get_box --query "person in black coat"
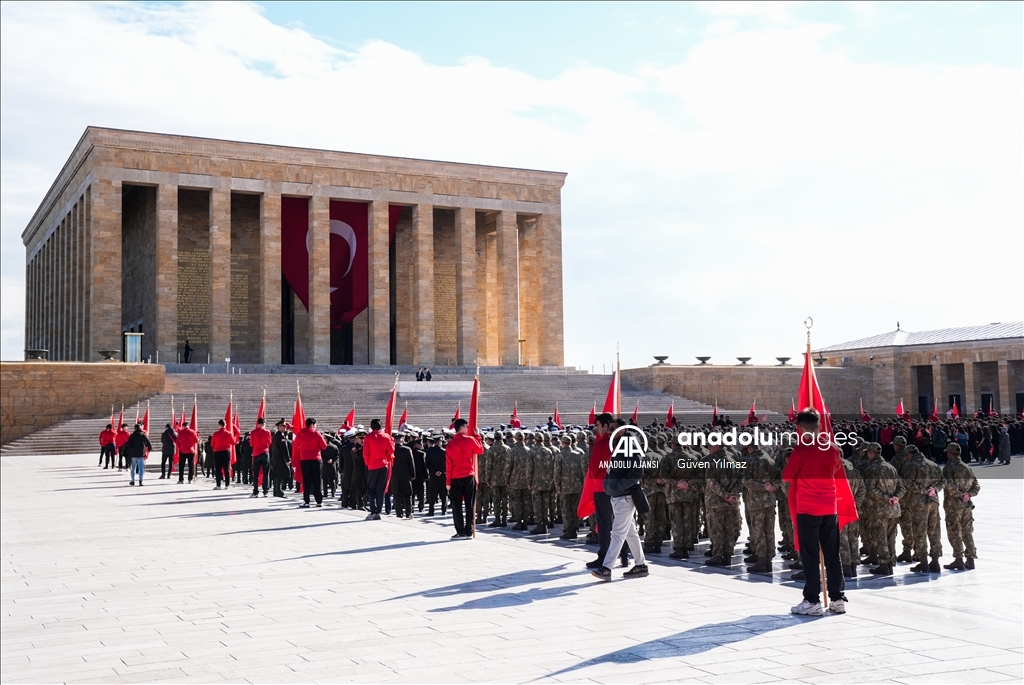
[270,420,292,498]
[425,436,447,516]
[391,435,417,518]
[339,437,354,505]
[350,432,368,509]
[124,424,153,487]
[322,437,340,499]
[159,423,177,479]
[411,435,428,512]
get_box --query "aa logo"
[610,424,648,459]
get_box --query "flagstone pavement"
[2,454,1022,684]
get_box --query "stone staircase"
[0,366,761,457]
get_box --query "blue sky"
[1,1,1021,368]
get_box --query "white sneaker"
[828,599,847,614]
[214,485,222,490]
[791,599,824,616]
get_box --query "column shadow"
[540,613,800,680]
[387,564,580,601]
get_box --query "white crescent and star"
[305,220,358,294]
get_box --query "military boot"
[909,561,929,573]
[928,558,941,573]
[788,560,803,570]
[743,555,758,564]
[706,556,731,567]
[870,563,893,576]
[965,558,975,570]
[512,521,527,531]
[669,549,688,560]
[748,562,772,575]
[895,550,913,563]
[843,564,856,578]
[862,554,879,565]
[487,519,501,528]
[790,570,806,580]
[529,525,548,535]
[943,557,965,571]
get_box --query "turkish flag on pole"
[118,406,124,429]
[468,376,480,435]
[588,403,596,426]
[602,371,619,416]
[929,398,939,422]
[553,405,562,429]
[191,396,198,436]
[110,405,115,427]
[510,404,522,428]
[170,397,178,472]
[449,404,461,430]
[952,399,960,418]
[384,381,398,434]
[340,405,355,432]
[142,402,150,459]
[742,401,757,426]
[666,402,675,428]
[859,398,872,422]
[711,402,718,426]
[896,400,905,418]
[630,402,639,424]
[399,405,408,429]
[255,392,266,428]
[292,387,305,487]
[788,399,797,423]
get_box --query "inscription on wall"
[178,250,210,345]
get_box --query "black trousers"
[160,453,174,478]
[413,479,426,510]
[594,491,614,561]
[450,476,476,536]
[272,466,287,497]
[252,453,270,494]
[214,451,231,486]
[300,460,323,505]
[395,490,413,517]
[427,474,447,513]
[177,453,195,482]
[102,444,116,468]
[797,513,846,604]
[367,467,387,515]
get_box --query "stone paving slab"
[2,455,1021,684]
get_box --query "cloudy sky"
[1,1,1021,368]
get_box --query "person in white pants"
[602,494,647,573]
[592,421,649,581]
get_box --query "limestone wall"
[622,364,874,416]
[0,362,166,445]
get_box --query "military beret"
[866,442,881,453]
[946,443,961,454]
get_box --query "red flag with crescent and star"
[281,198,403,327]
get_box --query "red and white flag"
[449,403,461,430]
[340,404,355,432]
[666,402,676,428]
[587,403,596,426]
[859,398,872,422]
[510,404,522,428]
[787,399,796,423]
[398,404,408,429]
[630,401,639,424]
[742,401,757,426]
[553,405,562,429]
[602,371,619,416]
[952,399,960,418]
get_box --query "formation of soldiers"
[97,412,1017,580]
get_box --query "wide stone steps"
[0,370,768,456]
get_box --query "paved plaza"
[2,454,1022,684]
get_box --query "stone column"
[154,184,178,364]
[537,213,564,366]
[412,204,435,365]
[208,187,231,362]
[963,361,976,415]
[89,178,121,361]
[69,208,78,359]
[367,200,390,365]
[997,359,1011,415]
[495,210,520,366]
[308,194,331,365]
[259,192,282,364]
[931,360,946,414]
[454,207,478,366]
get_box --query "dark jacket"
[160,427,177,455]
[425,445,446,476]
[604,452,643,497]
[270,430,291,473]
[124,430,153,459]
[391,444,417,495]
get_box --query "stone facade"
[0,362,165,445]
[21,128,566,367]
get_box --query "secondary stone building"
[21,127,566,367]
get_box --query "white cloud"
[1,1,1020,369]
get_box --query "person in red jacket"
[249,417,273,498]
[98,424,116,469]
[782,408,856,617]
[210,419,236,489]
[293,417,328,508]
[115,424,131,471]
[446,418,484,539]
[363,419,394,520]
[175,420,200,484]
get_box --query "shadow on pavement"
[273,539,449,562]
[430,582,593,612]
[388,564,580,602]
[541,613,800,679]
[220,520,363,535]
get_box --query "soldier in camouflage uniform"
[663,443,698,560]
[554,434,586,539]
[889,436,916,563]
[839,455,866,578]
[641,435,669,553]
[741,443,781,574]
[861,442,904,576]
[486,432,512,527]
[902,445,946,573]
[476,435,492,525]
[542,434,561,525]
[505,432,532,531]
[775,446,796,559]
[705,443,744,566]
[941,443,980,570]
[527,431,555,534]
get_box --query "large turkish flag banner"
[281,198,402,326]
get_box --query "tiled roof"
[816,322,1024,352]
